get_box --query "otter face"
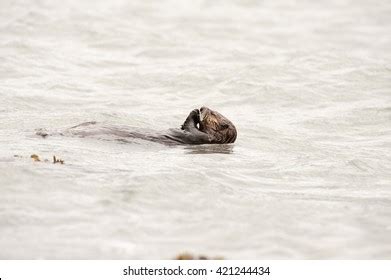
[199,106,237,144]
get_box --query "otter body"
[55,107,237,146]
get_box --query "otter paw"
[190,109,200,122]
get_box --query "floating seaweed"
[28,154,64,164]
[53,155,64,164]
[30,154,41,162]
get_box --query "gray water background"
[1,0,391,259]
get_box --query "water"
[1,0,391,259]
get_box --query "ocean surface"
[1,0,391,259]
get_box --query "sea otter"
[61,106,237,145]
[175,106,237,144]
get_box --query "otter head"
[199,106,237,144]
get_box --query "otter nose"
[200,106,207,112]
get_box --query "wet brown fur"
[199,107,237,144]
[48,107,237,145]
